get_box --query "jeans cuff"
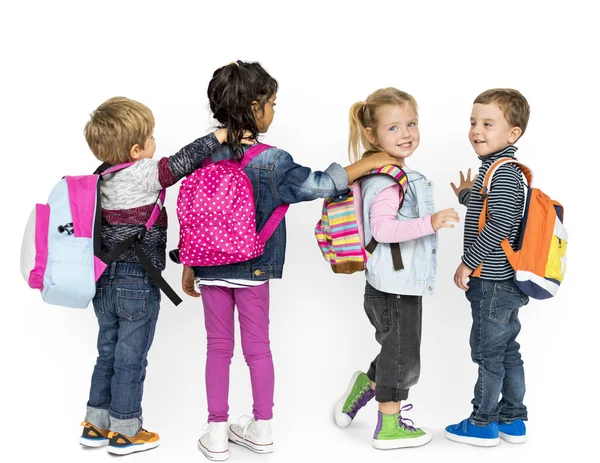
[374,386,409,403]
[469,414,498,426]
[85,405,110,430]
[109,415,142,437]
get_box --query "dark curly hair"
[207,60,278,159]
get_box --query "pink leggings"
[200,282,274,422]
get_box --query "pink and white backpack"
[176,143,288,266]
[21,163,182,308]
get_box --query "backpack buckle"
[136,229,147,241]
[480,186,488,198]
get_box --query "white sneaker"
[227,415,274,454]
[198,422,229,461]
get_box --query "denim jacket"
[190,144,349,280]
[361,167,438,296]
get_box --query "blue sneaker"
[444,418,500,447]
[498,419,527,443]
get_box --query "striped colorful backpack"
[20,163,181,309]
[315,165,408,274]
[474,158,567,299]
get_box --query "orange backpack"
[473,158,567,299]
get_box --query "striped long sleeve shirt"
[458,145,524,280]
[99,132,221,271]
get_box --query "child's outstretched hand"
[431,208,460,231]
[454,261,473,290]
[182,265,200,298]
[450,168,477,197]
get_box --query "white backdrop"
[1,1,597,462]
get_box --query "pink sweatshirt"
[369,184,435,242]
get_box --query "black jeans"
[364,281,422,403]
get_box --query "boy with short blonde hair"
[79,96,227,455]
[84,96,156,164]
[445,88,531,447]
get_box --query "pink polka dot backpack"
[176,143,289,266]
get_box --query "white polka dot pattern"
[176,160,264,266]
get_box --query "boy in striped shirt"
[445,89,531,447]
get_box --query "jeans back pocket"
[116,288,149,321]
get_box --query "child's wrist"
[365,156,376,171]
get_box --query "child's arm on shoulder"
[271,150,405,205]
[345,151,404,184]
[132,130,226,193]
[158,129,227,188]
[451,168,477,205]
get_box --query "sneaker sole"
[79,437,109,448]
[107,441,159,455]
[334,370,364,428]
[372,428,433,449]
[197,440,230,461]
[227,427,273,454]
[499,432,527,444]
[444,430,499,447]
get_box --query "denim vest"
[191,144,348,281]
[361,167,437,296]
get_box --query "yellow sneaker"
[79,421,109,448]
[107,428,160,455]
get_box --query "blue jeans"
[467,277,529,426]
[86,263,160,435]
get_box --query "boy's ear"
[129,143,141,161]
[364,127,376,145]
[508,126,523,143]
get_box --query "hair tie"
[229,61,240,67]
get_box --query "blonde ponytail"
[348,101,365,163]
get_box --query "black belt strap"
[133,241,182,306]
[365,238,404,271]
[100,233,182,306]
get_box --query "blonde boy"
[79,97,226,455]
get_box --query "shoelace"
[351,386,374,412]
[237,415,255,436]
[397,404,417,432]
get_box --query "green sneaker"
[334,371,375,428]
[372,405,432,449]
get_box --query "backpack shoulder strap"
[228,143,286,244]
[362,165,408,206]
[360,165,408,271]
[240,143,275,169]
[93,162,179,305]
[480,158,533,196]
[473,158,532,278]
[94,162,136,176]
